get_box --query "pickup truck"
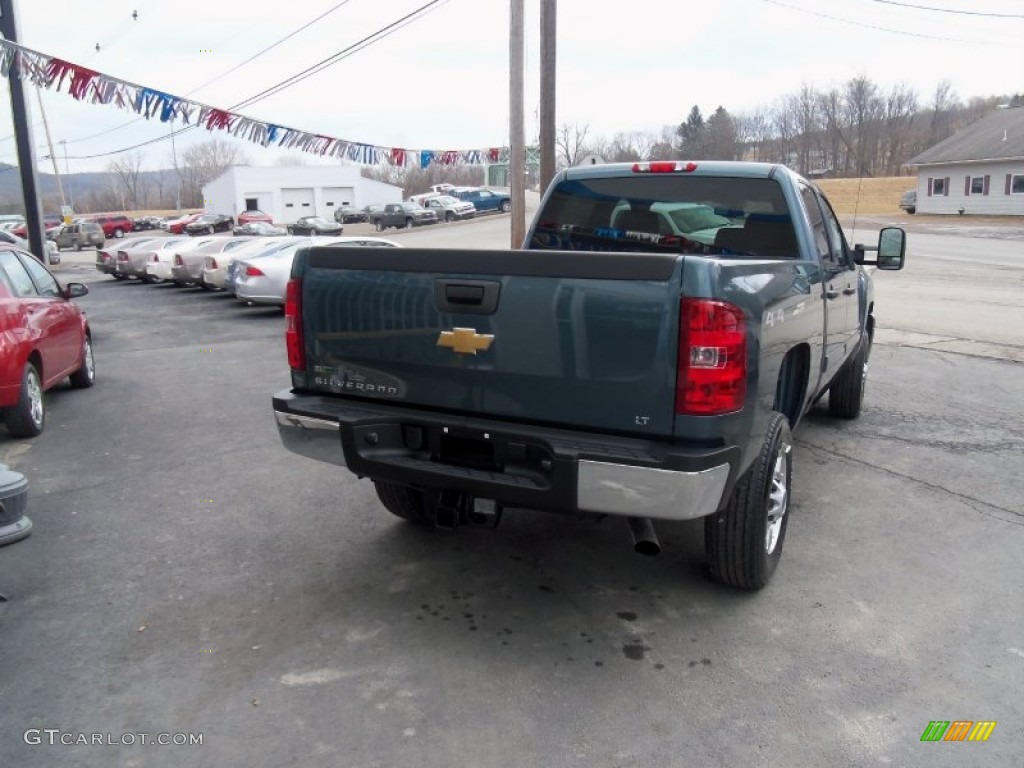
[455,187,512,214]
[272,160,906,589]
[373,202,439,231]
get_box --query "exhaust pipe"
[627,516,661,557]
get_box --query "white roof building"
[202,165,403,224]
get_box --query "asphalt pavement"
[0,217,1021,767]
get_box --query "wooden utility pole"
[509,0,525,248]
[0,0,47,261]
[36,88,65,207]
[539,0,557,195]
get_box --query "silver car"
[170,236,256,287]
[235,237,401,306]
[114,236,191,280]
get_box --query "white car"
[235,236,401,306]
[144,236,219,283]
[170,236,256,287]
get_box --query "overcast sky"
[1,0,1020,173]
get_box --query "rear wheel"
[828,333,868,419]
[705,411,792,590]
[500,200,511,213]
[374,481,432,524]
[5,363,45,438]
[445,211,454,222]
[69,336,96,389]
[114,228,124,238]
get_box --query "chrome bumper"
[577,461,729,521]
[275,411,346,467]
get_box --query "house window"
[931,177,946,195]
[970,177,984,195]
[1012,175,1024,194]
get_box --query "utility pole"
[170,123,182,211]
[60,139,73,210]
[539,0,557,195]
[0,0,47,261]
[36,87,65,207]
[509,0,525,248]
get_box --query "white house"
[906,106,1024,216]
[201,165,403,224]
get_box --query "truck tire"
[828,333,868,419]
[404,218,414,229]
[375,220,386,232]
[705,411,791,590]
[374,480,432,524]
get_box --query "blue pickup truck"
[272,161,905,589]
[455,187,512,214]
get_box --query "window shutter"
[944,177,950,196]
[927,178,933,196]
[964,176,971,195]
[983,175,990,195]
[1007,174,1013,195]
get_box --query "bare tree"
[882,84,918,175]
[929,80,959,145]
[107,150,145,210]
[555,122,590,167]
[178,138,250,208]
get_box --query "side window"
[0,250,39,297]
[799,185,830,262]
[816,193,854,270]
[18,252,62,297]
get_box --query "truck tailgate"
[296,247,684,439]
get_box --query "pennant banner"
[0,38,509,167]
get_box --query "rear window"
[531,175,798,258]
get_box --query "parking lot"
[0,217,1021,767]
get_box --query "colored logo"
[920,721,996,742]
[436,327,494,355]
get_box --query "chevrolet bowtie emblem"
[437,327,494,355]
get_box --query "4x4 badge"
[437,328,494,355]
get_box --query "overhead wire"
[864,0,1024,19]
[60,0,449,160]
[64,0,354,146]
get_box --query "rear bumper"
[272,391,737,522]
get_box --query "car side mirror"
[65,282,89,299]
[852,227,906,270]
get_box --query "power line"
[61,0,448,161]
[759,0,998,43]
[64,0,354,146]
[865,0,1024,18]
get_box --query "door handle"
[825,289,839,299]
[842,286,857,295]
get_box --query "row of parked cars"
[94,233,400,306]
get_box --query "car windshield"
[435,196,458,204]
[304,218,330,226]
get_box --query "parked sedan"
[334,204,367,224]
[170,236,255,287]
[235,236,400,307]
[96,237,159,279]
[184,213,234,236]
[208,237,305,294]
[232,221,286,237]
[287,217,343,236]
[166,213,203,235]
[237,209,274,225]
[114,236,191,280]
[144,236,219,284]
[0,246,94,437]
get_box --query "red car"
[166,213,203,235]
[0,247,94,437]
[92,214,135,239]
[237,209,274,225]
[11,218,62,238]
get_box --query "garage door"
[281,188,315,223]
[321,186,355,219]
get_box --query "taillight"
[174,255,183,266]
[633,161,698,173]
[676,299,746,415]
[206,257,218,269]
[99,252,109,262]
[285,279,304,369]
[245,265,264,277]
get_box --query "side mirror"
[852,227,906,270]
[876,227,905,270]
[65,282,89,299]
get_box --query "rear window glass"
[531,175,798,258]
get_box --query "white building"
[202,165,404,224]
